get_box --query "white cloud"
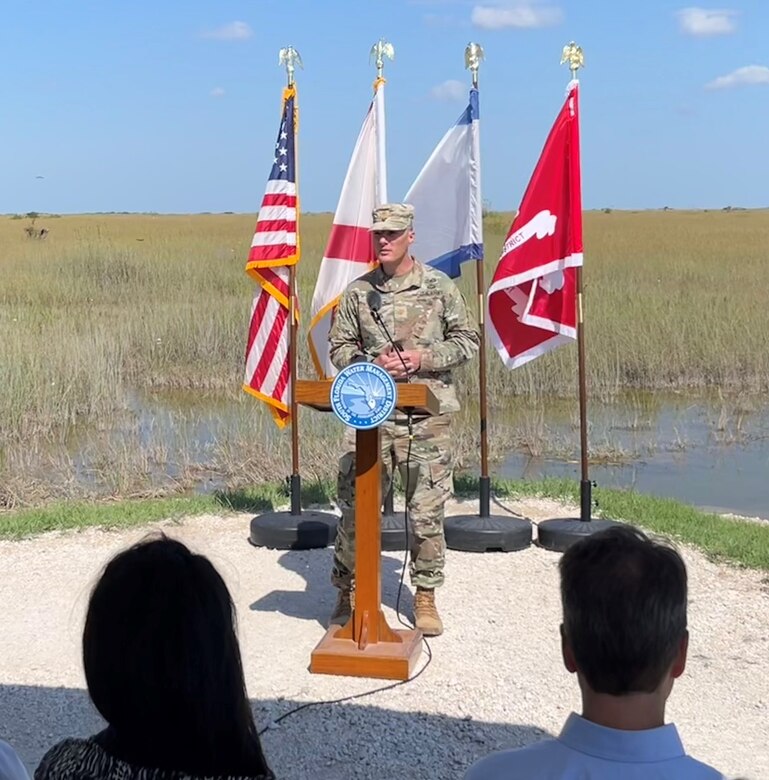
[471,2,563,29]
[210,87,225,98]
[705,65,769,90]
[676,7,737,36]
[201,21,253,41]
[430,79,467,101]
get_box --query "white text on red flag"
[487,81,583,369]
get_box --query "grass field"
[1,209,767,505]
[2,476,767,573]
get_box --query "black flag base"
[249,475,338,550]
[536,480,620,553]
[537,517,619,552]
[381,482,412,551]
[381,511,407,551]
[444,476,533,553]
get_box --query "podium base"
[537,518,620,553]
[249,510,338,550]
[310,624,422,680]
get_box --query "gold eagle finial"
[465,42,485,86]
[278,46,303,85]
[370,38,395,79]
[560,41,584,77]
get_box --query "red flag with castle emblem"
[487,80,582,368]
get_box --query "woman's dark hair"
[560,524,688,696]
[83,534,272,777]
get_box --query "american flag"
[243,86,298,428]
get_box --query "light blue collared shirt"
[0,739,30,780]
[464,713,723,779]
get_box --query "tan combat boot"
[414,587,443,636]
[329,587,353,627]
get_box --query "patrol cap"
[370,203,414,231]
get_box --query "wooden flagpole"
[370,39,398,519]
[370,38,393,205]
[464,43,494,517]
[289,275,300,513]
[561,42,592,522]
[523,43,619,552]
[280,46,303,516]
[249,48,338,549]
[576,264,590,521]
[433,44,532,552]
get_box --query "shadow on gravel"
[249,549,415,628]
[0,683,551,780]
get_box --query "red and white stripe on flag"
[487,80,583,369]
[308,82,384,379]
[243,87,298,428]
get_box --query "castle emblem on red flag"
[487,81,583,369]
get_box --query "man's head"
[559,525,688,697]
[370,203,415,268]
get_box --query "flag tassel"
[576,273,592,521]
[475,256,492,517]
[287,57,301,515]
[288,263,301,515]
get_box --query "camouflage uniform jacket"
[328,259,480,414]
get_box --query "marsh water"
[497,395,769,519]
[11,389,768,519]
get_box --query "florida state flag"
[488,80,583,368]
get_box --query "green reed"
[1,209,767,504]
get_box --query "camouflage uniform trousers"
[332,414,453,591]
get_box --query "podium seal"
[330,362,397,430]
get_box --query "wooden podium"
[296,379,440,680]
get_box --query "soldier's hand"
[390,350,422,378]
[373,345,394,369]
[381,353,406,376]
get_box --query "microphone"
[366,290,383,316]
[366,290,412,381]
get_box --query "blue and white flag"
[404,88,482,279]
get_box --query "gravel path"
[1,498,767,779]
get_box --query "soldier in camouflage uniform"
[327,203,480,636]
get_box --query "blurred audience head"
[83,533,270,776]
[559,524,689,697]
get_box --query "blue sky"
[2,0,768,214]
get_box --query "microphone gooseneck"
[366,288,411,381]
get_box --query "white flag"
[308,81,387,378]
[405,87,482,278]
